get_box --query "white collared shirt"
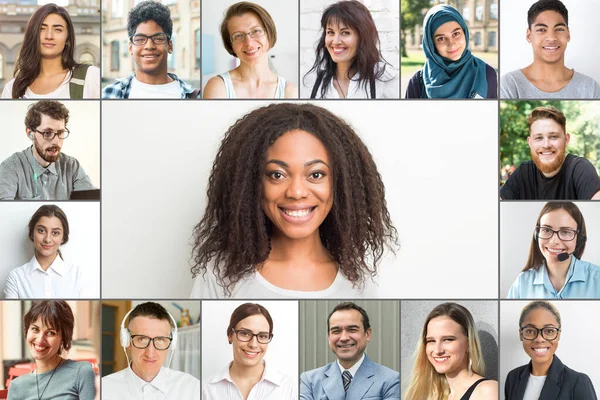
[336,353,365,378]
[3,255,95,299]
[203,360,296,400]
[102,366,200,400]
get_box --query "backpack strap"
[186,88,201,99]
[69,64,91,99]
[370,78,376,99]
[310,71,325,99]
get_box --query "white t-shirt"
[1,66,100,98]
[102,366,200,400]
[128,76,182,98]
[190,263,377,299]
[523,374,547,400]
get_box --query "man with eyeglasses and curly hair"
[0,100,95,200]
[102,0,200,99]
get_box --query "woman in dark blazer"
[505,301,597,399]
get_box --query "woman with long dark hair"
[303,0,398,99]
[507,201,600,298]
[1,3,100,99]
[4,205,90,298]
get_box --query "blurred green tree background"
[500,101,600,177]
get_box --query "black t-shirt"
[500,154,600,199]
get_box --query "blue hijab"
[422,4,488,98]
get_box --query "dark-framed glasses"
[130,334,173,350]
[230,27,266,44]
[232,328,273,344]
[536,226,578,241]
[520,326,560,341]
[130,33,170,46]
[32,128,70,140]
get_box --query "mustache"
[45,146,61,152]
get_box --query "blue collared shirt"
[507,256,600,299]
[102,72,200,99]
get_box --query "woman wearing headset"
[508,201,600,298]
[1,3,100,99]
[203,2,297,98]
[505,301,597,399]
[303,0,398,99]
[4,205,91,299]
[203,303,295,399]
[7,301,96,400]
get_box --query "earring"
[228,340,232,344]
[468,358,473,376]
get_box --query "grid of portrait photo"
[1,0,600,399]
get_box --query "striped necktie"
[342,370,352,392]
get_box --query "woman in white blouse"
[4,204,87,298]
[203,303,295,399]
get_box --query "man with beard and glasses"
[0,100,95,200]
[501,106,600,200]
[300,302,399,400]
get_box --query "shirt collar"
[211,360,283,387]
[533,256,583,290]
[26,146,57,176]
[28,255,66,276]
[126,365,169,394]
[337,353,365,377]
[120,72,196,98]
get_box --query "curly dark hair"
[25,100,70,130]
[527,0,568,28]
[127,0,173,39]
[191,103,398,295]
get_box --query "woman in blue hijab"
[405,4,497,99]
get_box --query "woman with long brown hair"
[507,201,600,298]
[1,3,99,99]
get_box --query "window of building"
[490,2,498,20]
[79,51,95,65]
[111,40,119,71]
[488,31,497,47]
[111,0,123,18]
[462,6,470,22]
[475,4,484,21]
[474,31,482,46]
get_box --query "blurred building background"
[0,0,100,93]
[102,0,200,88]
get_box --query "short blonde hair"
[220,2,277,57]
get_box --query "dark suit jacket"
[505,355,597,400]
[300,354,399,400]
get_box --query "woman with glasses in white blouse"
[203,303,295,399]
[4,204,88,298]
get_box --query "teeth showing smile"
[337,344,354,348]
[243,350,260,357]
[433,356,449,362]
[33,344,47,352]
[533,348,548,354]
[546,248,564,254]
[142,55,158,59]
[543,46,558,50]
[332,47,346,55]
[281,208,313,217]
[244,48,258,55]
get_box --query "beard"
[530,146,566,176]
[34,138,61,163]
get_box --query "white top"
[203,360,295,400]
[4,255,95,299]
[1,66,100,98]
[102,366,200,400]
[218,71,287,99]
[302,65,399,99]
[129,77,182,98]
[190,264,377,299]
[523,374,547,400]
[336,353,365,378]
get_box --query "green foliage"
[400,0,432,57]
[500,101,600,172]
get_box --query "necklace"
[334,76,347,98]
[36,357,63,400]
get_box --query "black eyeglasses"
[130,333,173,350]
[520,326,560,341]
[32,128,70,140]
[231,329,273,344]
[536,226,578,241]
[130,33,170,46]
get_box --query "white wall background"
[101,100,498,298]
[201,0,299,90]
[500,300,600,399]
[300,0,400,97]
[201,300,298,387]
[0,201,100,298]
[401,300,499,399]
[500,0,600,83]
[500,202,600,297]
[0,100,100,188]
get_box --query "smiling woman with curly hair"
[190,103,397,298]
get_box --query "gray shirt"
[7,359,96,400]
[500,69,600,99]
[0,147,95,200]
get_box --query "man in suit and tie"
[300,302,400,400]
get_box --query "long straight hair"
[405,303,485,400]
[303,0,390,98]
[12,4,80,98]
[28,204,70,260]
